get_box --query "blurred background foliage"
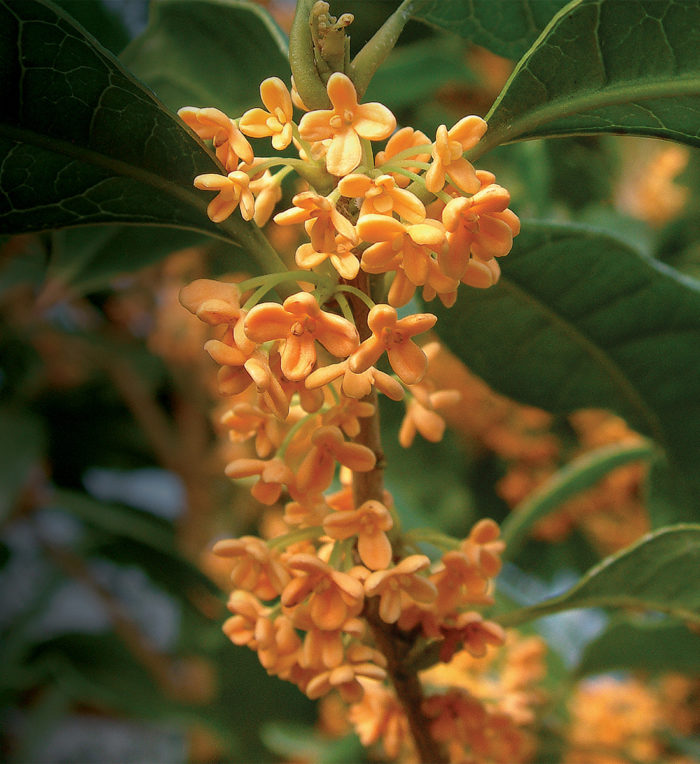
[0,0,699,762]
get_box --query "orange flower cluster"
[180,69,520,759]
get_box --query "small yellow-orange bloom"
[178,106,253,171]
[324,499,394,570]
[425,115,487,195]
[298,72,396,176]
[364,554,437,623]
[239,77,294,150]
[349,304,437,386]
[194,171,255,223]
[244,292,359,381]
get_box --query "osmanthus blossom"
[305,358,405,401]
[357,213,445,289]
[178,278,241,325]
[364,554,438,624]
[375,125,432,188]
[440,174,520,278]
[295,425,376,494]
[224,456,294,505]
[425,115,488,195]
[239,77,295,150]
[399,388,462,448]
[338,173,426,223]
[281,553,365,631]
[194,170,255,222]
[305,643,388,703]
[348,679,410,759]
[349,304,437,386]
[298,72,396,176]
[273,190,358,260]
[178,106,254,171]
[321,396,375,438]
[438,611,506,662]
[295,232,360,280]
[323,499,394,570]
[244,292,359,381]
[222,590,271,647]
[213,536,290,600]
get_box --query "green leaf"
[410,0,570,60]
[501,441,656,559]
[479,0,700,156]
[577,617,700,675]
[122,0,289,116]
[54,0,131,55]
[46,225,206,296]
[0,409,46,523]
[429,221,700,518]
[363,35,476,112]
[0,0,239,240]
[496,524,700,627]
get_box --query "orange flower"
[349,304,437,385]
[440,176,519,278]
[297,615,365,669]
[364,555,437,623]
[425,116,487,194]
[324,499,394,570]
[305,359,404,401]
[274,190,358,262]
[221,401,285,457]
[257,614,302,678]
[431,551,490,615]
[224,456,294,505]
[194,170,255,222]
[322,397,375,438]
[298,72,396,176]
[222,590,270,647]
[349,680,410,758]
[281,554,365,630]
[338,173,425,223]
[213,536,290,599]
[295,425,376,494]
[239,77,294,150]
[375,125,431,187]
[399,388,461,448]
[295,232,360,280]
[305,643,387,703]
[460,518,505,578]
[244,292,359,381]
[357,213,445,289]
[178,106,254,171]
[438,611,506,662]
[178,278,241,325]
[246,166,283,226]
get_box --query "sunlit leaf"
[479,0,700,155]
[497,524,700,627]
[122,0,289,115]
[430,221,700,518]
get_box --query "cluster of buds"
[180,66,520,760]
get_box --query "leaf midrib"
[498,235,668,450]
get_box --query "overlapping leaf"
[478,0,700,155]
[0,0,227,237]
[122,0,289,116]
[497,524,700,626]
[429,222,700,517]
[410,0,570,60]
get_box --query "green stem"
[268,526,324,551]
[349,0,429,98]
[404,528,460,551]
[289,0,331,109]
[334,284,375,310]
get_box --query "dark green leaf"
[122,0,289,116]
[47,225,206,295]
[479,0,700,155]
[501,441,656,559]
[54,0,131,55]
[364,35,475,111]
[0,0,236,239]
[0,409,46,523]
[430,221,700,518]
[496,524,700,627]
[577,617,700,675]
[410,0,570,61]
